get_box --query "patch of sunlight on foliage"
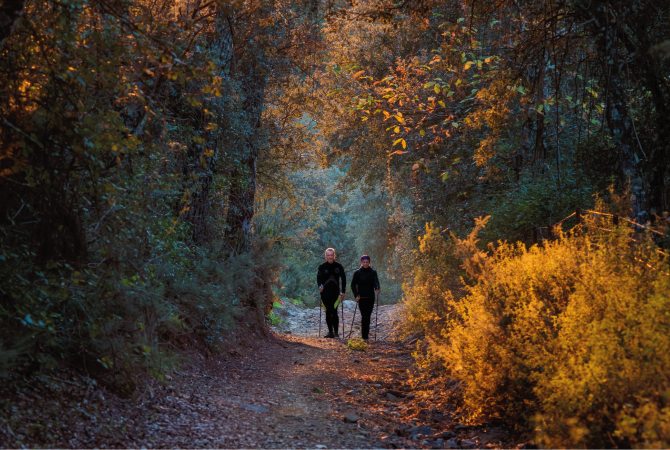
[346,338,369,352]
[266,311,285,326]
[402,208,670,448]
[410,339,442,373]
[272,301,285,309]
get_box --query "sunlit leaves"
[393,138,407,149]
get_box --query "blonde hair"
[324,248,336,257]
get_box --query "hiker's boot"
[334,332,340,339]
[323,332,335,338]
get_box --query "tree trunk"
[533,64,546,171]
[582,0,646,220]
[225,69,266,253]
[624,22,670,217]
[186,172,213,243]
[183,23,233,244]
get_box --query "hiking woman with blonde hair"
[316,248,346,338]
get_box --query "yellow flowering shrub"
[405,214,670,447]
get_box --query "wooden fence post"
[547,223,553,241]
[532,227,538,245]
[613,214,619,226]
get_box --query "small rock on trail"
[344,413,360,423]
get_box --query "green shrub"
[266,311,285,325]
[346,338,369,352]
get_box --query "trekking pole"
[374,292,380,341]
[319,300,322,338]
[347,302,358,339]
[341,294,345,338]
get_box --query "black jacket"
[317,261,346,295]
[351,267,380,299]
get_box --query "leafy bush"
[400,220,479,336]
[346,337,369,352]
[404,214,670,447]
[266,311,285,326]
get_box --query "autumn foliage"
[403,208,670,447]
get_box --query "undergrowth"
[402,204,670,448]
[346,338,369,352]
[0,237,280,395]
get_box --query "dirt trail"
[2,301,523,449]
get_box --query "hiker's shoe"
[323,333,335,338]
[334,333,340,339]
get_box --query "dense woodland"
[1,0,669,446]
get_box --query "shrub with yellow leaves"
[404,212,670,447]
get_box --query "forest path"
[3,301,519,449]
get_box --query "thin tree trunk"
[533,64,546,172]
[623,23,670,217]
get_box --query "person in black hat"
[350,255,380,340]
[317,248,346,338]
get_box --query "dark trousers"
[358,297,375,339]
[321,292,340,334]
